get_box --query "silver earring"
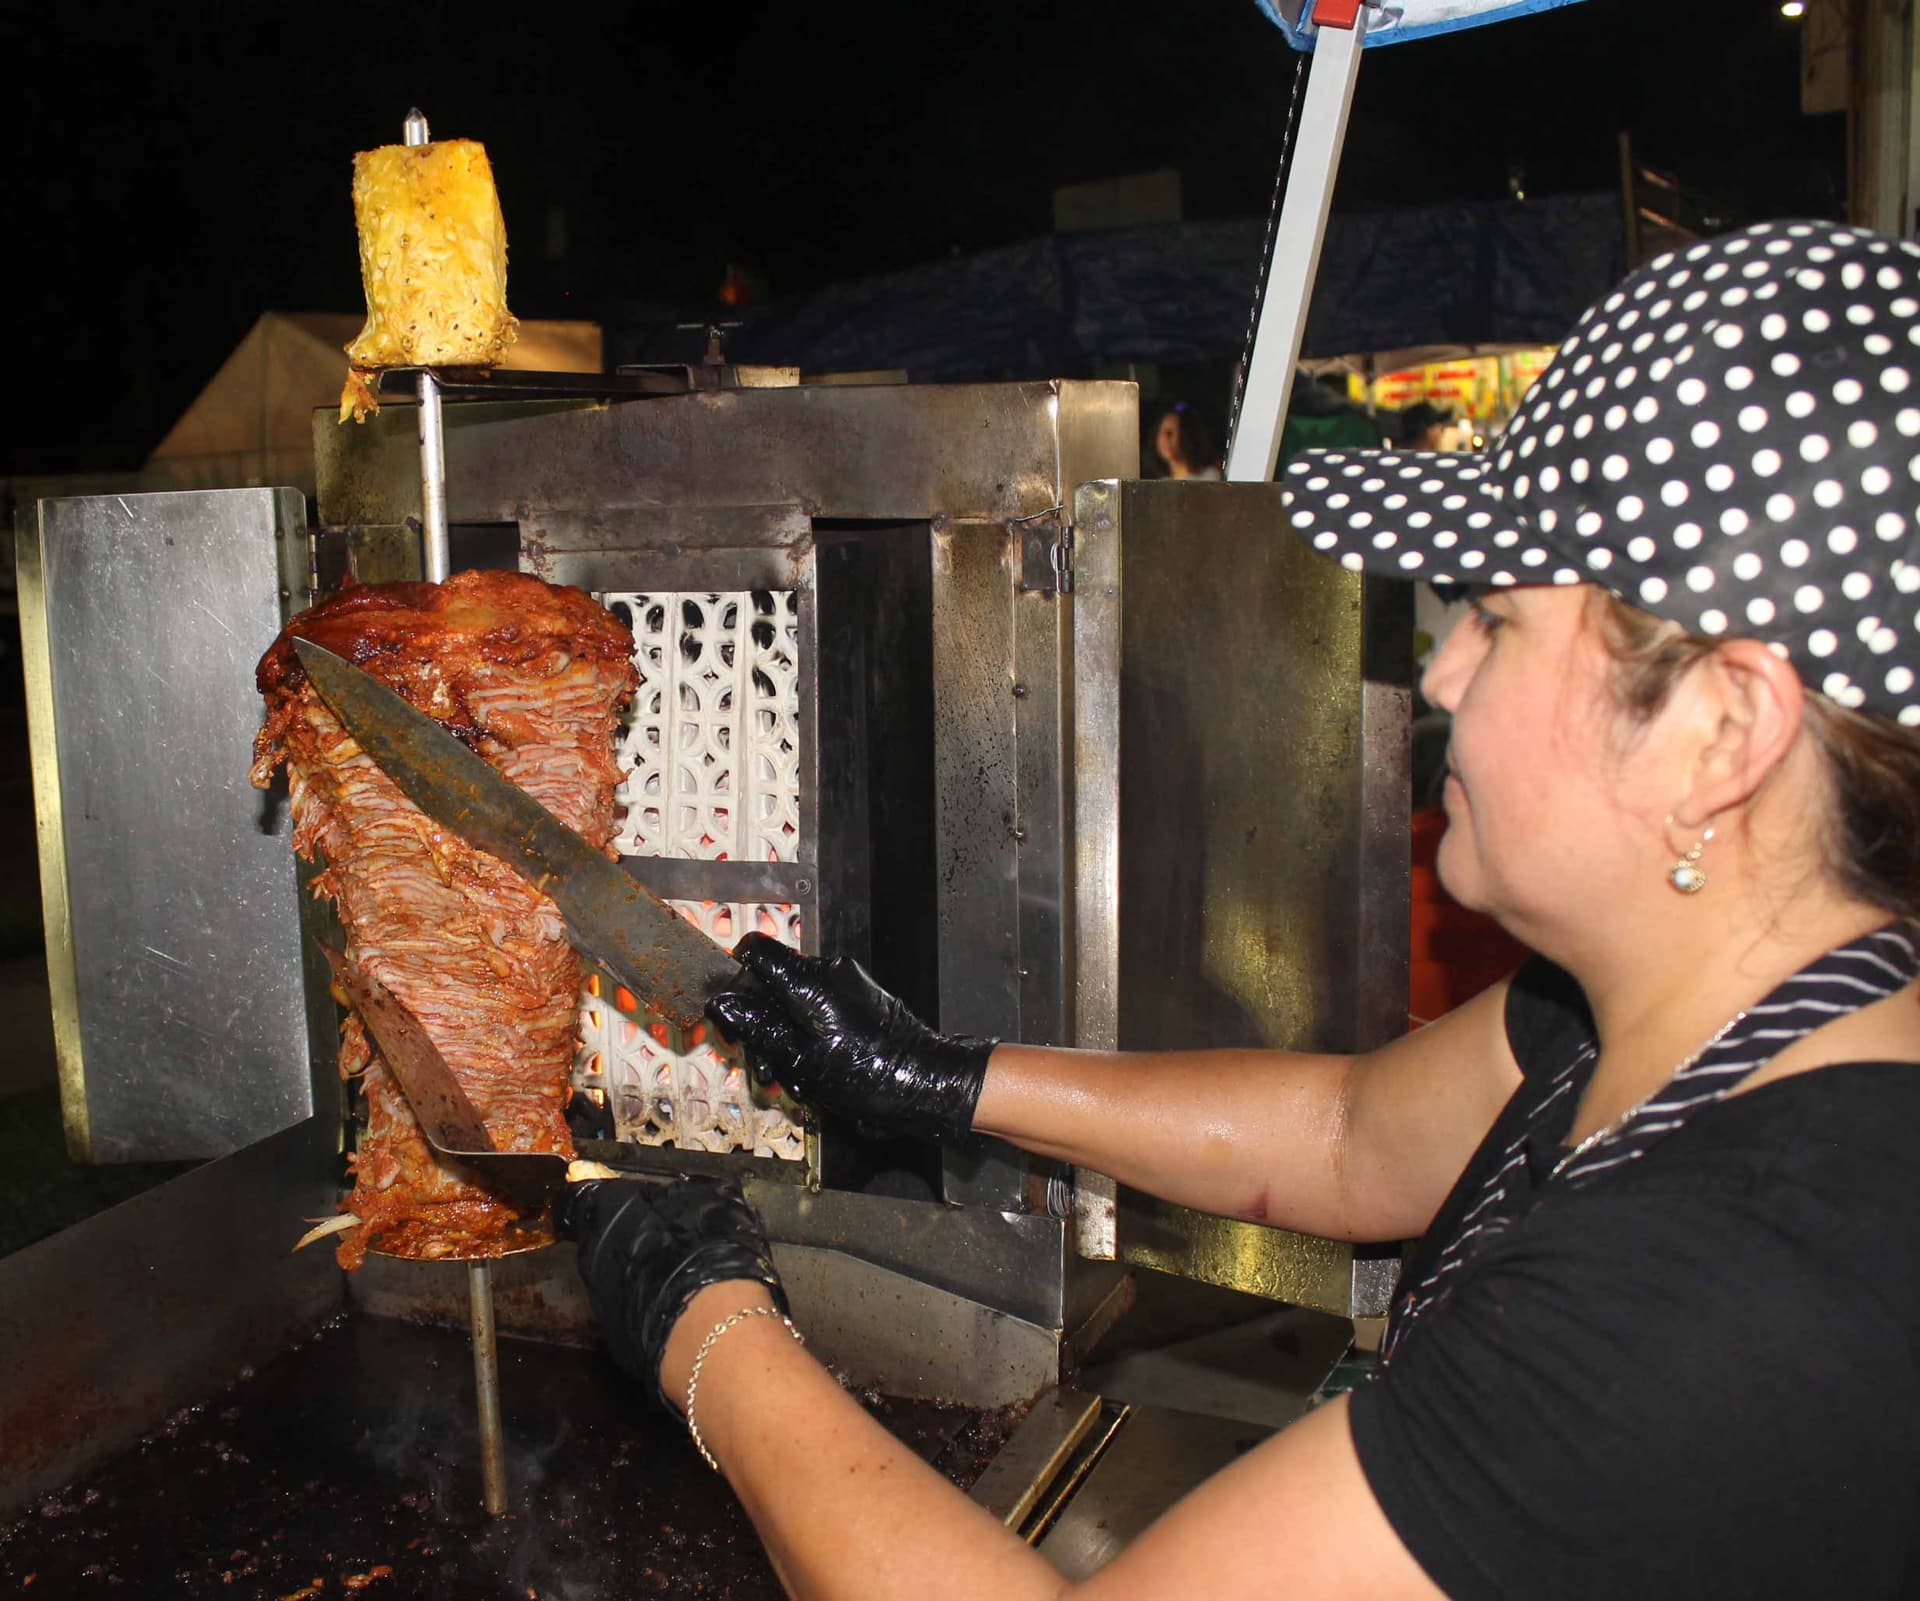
[1666,818,1714,895]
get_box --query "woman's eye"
[1470,603,1506,636]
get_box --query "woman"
[561,220,1920,1598]
[1152,401,1223,479]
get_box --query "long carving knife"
[293,637,741,1032]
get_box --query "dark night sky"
[6,0,1840,476]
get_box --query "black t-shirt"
[1348,956,1920,1599]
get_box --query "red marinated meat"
[252,571,635,1266]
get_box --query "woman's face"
[1419,584,1680,942]
[1155,412,1183,468]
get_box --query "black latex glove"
[704,932,996,1143]
[555,1176,787,1410]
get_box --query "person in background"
[1398,400,1453,452]
[1275,369,1380,472]
[1153,402,1222,479]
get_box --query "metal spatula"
[318,942,614,1214]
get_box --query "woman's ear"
[1670,640,1807,827]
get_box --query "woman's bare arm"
[663,1283,1442,1601]
[971,974,1522,1242]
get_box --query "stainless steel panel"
[1067,483,1125,1259]
[0,1112,343,1522]
[349,1178,1077,1339]
[968,1388,1104,1528]
[933,518,1033,1208]
[750,1181,1073,1330]
[1111,480,1382,1054]
[623,857,814,904]
[1357,580,1416,1050]
[1066,480,1411,1310]
[1037,1406,1277,1580]
[316,383,1138,530]
[24,490,318,1162]
[1013,578,1070,1046]
[357,1235,1059,1410]
[1068,481,1124,1059]
[931,519,1022,1039]
[775,1244,1059,1408]
[1076,1303,1349,1432]
[526,503,812,556]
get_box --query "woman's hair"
[1162,403,1216,471]
[1590,590,1920,921]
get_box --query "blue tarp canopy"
[1253,0,1590,50]
[632,194,1621,383]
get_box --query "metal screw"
[795,878,813,895]
[1010,827,1028,844]
[1011,682,1029,699]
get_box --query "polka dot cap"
[1281,220,1920,727]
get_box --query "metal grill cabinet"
[3,377,1410,1518]
[311,380,1137,1197]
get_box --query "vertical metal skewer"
[403,107,451,586]
[403,104,500,1513]
[469,1259,509,1515]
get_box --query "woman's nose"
[1420,625,1472,712]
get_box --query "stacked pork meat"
[252,571,636,1267]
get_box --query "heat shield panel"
[21,489,317,1162]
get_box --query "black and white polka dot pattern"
[1281,220,1920,726]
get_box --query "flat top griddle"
[0,1315,1019,1600]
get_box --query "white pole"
[1225,15,1367,483]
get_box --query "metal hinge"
[1013,508,1075,597]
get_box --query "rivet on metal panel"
[1011,683,1029,700]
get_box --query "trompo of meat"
[252,570,635,1267]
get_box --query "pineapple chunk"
[339,138,518,422]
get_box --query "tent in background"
[145,313,603,495]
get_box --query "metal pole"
[407,98,486,1508]
[416,373,450,583]
[469,1260,509,1515]
[1224,15,1367,484]
[402,107,451,583]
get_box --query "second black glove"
[556,1176,787,1410]
[705,933,995,1143]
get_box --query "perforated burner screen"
[609,589,800,862]
[572,592,806,1159]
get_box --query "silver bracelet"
[683,1304,804,1472]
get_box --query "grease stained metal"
[0,1317,1021,1600]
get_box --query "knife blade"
[293,637,741,1031]
[317,940,570,1216]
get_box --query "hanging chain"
[1225,48,1311,464]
